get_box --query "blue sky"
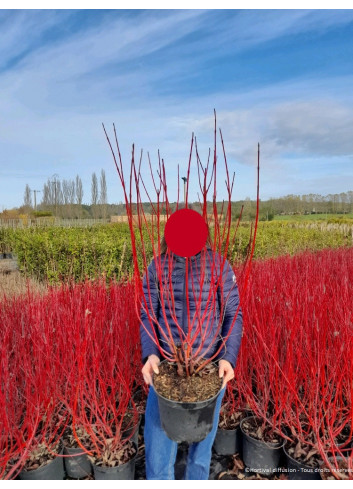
[1,9,353,209]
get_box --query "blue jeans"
[144,386,225,480]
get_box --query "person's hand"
[219,359,234,388]
[142,354,160,385]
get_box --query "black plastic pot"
[18,448,65,480]
[240,417,284,475]
[64,446,92,479]
[283,442,321,480]
[122,415,141,447]
[153,375,222,444]
[152,360,223,443]
[320,456,349,480]
[92,443,137,480]
[213,426,242,456]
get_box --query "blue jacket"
[140,247,243,368]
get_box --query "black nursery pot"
[92,443,137,480]
[240,417,284,475]
[283,443,321,480]
[152,361,223,444]
[18,448,65,480]
[122,415,141,447]
[154,386,222,443]
[64,446,92,479]
[213,426,242,456]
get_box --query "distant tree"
[339,192,348,214]
[23,184,32,209]
[91,172,98,218]
[100,169,108,219]
[76,175,83,204]
[91,173,98,205]
[41,179,51,205]
[75,175,83,218]
[62,179,76,218]
[348,191,353,213]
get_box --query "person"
[140,231,243,480]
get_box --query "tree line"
[23,170,108,219]
[16,185,353,221]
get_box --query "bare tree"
[23,184,32,210]
[100,169,108,219]
[54,179,63,217]
[75,175,83,218]
[91,172,98,218]
[41,180,52,206]
[62,179,76,218]
[62,179,70,206]
[75,175,83,204]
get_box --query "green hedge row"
[0,221,350,284]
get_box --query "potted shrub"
[282,421,322,480]
[104,118,260,444]
[72,368,140,480]
[16,402,69,480]
[18,441,64,480]
[283,436,322,480]
[240,416,284,474]
[89,437,137,480]
[62,425,93,479]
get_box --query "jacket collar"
[173,246,212,262]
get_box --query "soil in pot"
[152,361,223,443]
[89,440,137,480]
[153,361,221,402]
[283,440,321,480]
[240,416,284,474]
[18,443,65,480]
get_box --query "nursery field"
[0,222,353,480]
[0,219,352,284]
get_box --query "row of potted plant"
[0,279,145,480]
[1,247,352,479]
[213,247,353,480]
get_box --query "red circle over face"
[164,209,208,257]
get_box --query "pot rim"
[283,442,321,469]
[240,416,284,449]
[20,446,64,474]
[152,359,223,406]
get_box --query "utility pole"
[32,190,41,211]
[181,177,187,205]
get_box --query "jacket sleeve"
[216,257,243,368]
[140,259,161,363]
